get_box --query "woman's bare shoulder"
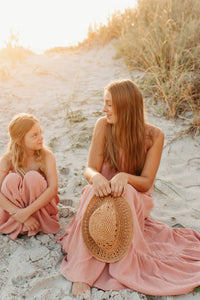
[93,116,107,136]
[145,123,164,150]
[95,116,107,128]
[146,123,164,138]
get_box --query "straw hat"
[81,194,134,263]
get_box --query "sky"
[0,0,136,54]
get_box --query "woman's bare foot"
[72,282,91,299]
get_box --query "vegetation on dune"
[65,0,199,134]
[0,30,33,68]
[116,0,200,135]
[0,30,33,81]
[0,0,199,133]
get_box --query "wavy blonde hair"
[8,113,46,176]
[104,79,146,175]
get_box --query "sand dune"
[0,40,199,299]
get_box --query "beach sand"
[0,40,199,300]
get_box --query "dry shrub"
[69,0,199,133]
[0,65,10,81]
[115,0,200,131]
[86,9,136,45]
[0,30,33,68]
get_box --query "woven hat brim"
[81,195,134,263]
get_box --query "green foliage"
[73,0,200,134]
[116,0,200,131]
[194,285,200,292]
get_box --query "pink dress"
[57,162,200,296]
[0,170,60,240]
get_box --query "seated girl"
[0,113,60,240]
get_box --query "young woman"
[57,79,200,299]
[0,113,60,240]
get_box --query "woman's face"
[23,122,43,152]
[103,90,117,124]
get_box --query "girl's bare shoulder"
[0,152,12,171]
[41,146,55,161]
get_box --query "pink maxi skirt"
[0,171,60,240]
[57,164,200,296]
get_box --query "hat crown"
[81,195,134,263]
[89,201,118,249]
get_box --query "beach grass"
[0,30,33,67]
[1,1,199,133]
[61,0,200,134]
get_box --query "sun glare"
[0,0,136,53]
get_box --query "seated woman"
[57,79,200,299]
[0,113,60,240]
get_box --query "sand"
[0,40,199,300]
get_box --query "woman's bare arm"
[127,126,164,191]
[85,117,111,197]
[110,126,164,196]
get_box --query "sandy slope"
[0,40,199,300]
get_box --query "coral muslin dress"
[57,162,200,296]
[0,170,60,240]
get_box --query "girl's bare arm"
[0,153,20,215]
[13,149,58,223]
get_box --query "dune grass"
[66,0,200,134]
[0,30,33,68]
[1,2,199,133]
[115,0,200,134]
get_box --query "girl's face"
[23,122,43,152]
[103,90,117,124]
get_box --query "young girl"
[0,113,60,240]
[57,79,200,299]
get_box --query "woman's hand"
[110,172,128,197]
[91,173,111,197]
[24,216,40,231]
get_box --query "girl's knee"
[1,173,22,190]
[1,173,22,200]
[23,171,47,190]
[24,170,44,182]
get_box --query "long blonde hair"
[8,113,46,175]
[104,79,146,175]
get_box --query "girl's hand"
[91,173,111,197]
[24,216,40,231]
[12,207,31,224]
[110,172,128,197]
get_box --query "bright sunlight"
[0,0,136,53]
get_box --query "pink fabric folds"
[0,171,60,240]
[57,163,200,296]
